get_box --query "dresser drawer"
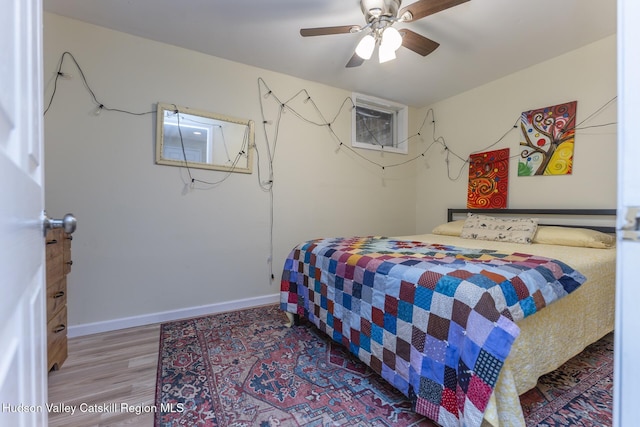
[63,234,72,275]
[46,254,64,284]
[46,228,64,284]
[46,229,63,259]
[47,305,68,371]
[46,277,67,321]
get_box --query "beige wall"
[43,13,616,329]
[415,35,617,232]
[43,13,418,328]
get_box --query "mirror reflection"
[155,102,254,173]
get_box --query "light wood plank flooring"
[47,323,160,427]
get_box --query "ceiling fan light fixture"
[300,0,465,68]
[380,26,402,52]
[378,43,397,63]
[355,34,376,59]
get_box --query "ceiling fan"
[300,0,470,67]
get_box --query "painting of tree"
[518,101,577,176]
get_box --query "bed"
[280,208,616,427]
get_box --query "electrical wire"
[44,51,156,116]
[41,53,619,283]
[256,79,618,191]
[49,52,616,183]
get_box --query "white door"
[614,0,640,425]
[0,0,47,426]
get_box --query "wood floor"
[47,323,160,427]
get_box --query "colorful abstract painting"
[518,101,577,176]
[467,148,509,209]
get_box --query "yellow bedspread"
[397,234,616,427]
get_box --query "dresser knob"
[53,325,66,334]
[66,260,73,266]
[53,291,65,299]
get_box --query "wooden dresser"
[45,228,72,371]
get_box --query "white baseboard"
[67,293,280,338]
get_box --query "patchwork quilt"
[280,237,586,427]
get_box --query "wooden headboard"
[447,208,617,234]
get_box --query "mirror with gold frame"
[155,102,254,174]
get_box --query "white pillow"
[460,213,538,244]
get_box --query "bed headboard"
[447,208,617,234]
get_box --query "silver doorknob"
[43,212,77,235]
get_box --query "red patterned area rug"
[520,332,614,426]
[154,304,434,427]
[155,305,613,427]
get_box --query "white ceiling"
[43,0,616,108]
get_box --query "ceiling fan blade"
[345,53,366,68]
[300,25,360,37]
[399,29,440,56]
[399,0,469,22]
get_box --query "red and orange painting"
[467,148,509,209]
